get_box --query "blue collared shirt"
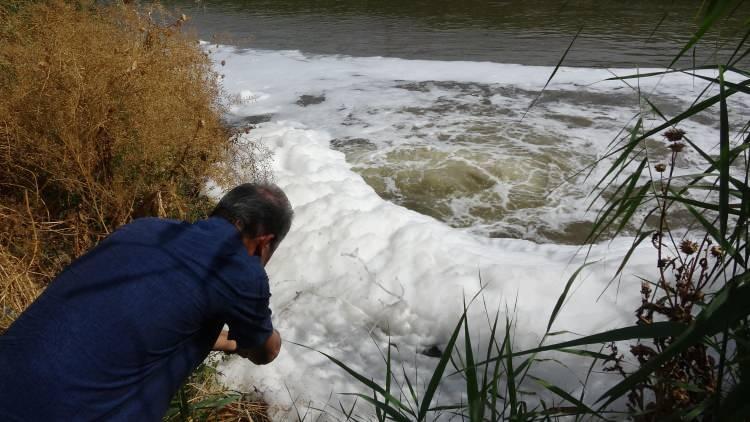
[0,217,273,421]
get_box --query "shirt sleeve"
[226,297,274,350]
[210,260,274,350]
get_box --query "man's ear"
[256,234,277,266]
[240,233,276,262]
[258,233,275,247]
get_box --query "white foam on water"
[206,46,749,419]
[216,123,653,419]
[210,46,750,241]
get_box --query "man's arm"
[213,329,282,365]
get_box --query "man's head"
[211,183,293,265]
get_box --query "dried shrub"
[603,129,723,420]
[0,247,38,331]
[0,0,248,332]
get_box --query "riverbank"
[0,1,266,419]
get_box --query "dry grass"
[166,363,272,422]
[0,0,245,332]
[0,250,38,331]
[0,2,273,417]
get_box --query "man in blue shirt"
[0,183,293,421]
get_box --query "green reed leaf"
[668,0,737,68]
[523,26,582,119]
[509,322,686,359]
[682,203,744,266]
[483,310,500,421]
[402,367,418,409]
[647,11,669,43]
[719,67,731,238]
[528,375,603,419]
[604,65,718,82]
[384,340,392,422]
[665,193,741,215]
[292,342,416,417]
[343,393,411,422]
[547,261,597,332]
[462,298,483,422]
[504,318,518,420]
[417,313,466,420]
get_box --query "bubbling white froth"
[210,122,653,419]
[211,45,750,243]
[206,46,749,419]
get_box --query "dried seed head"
[664,128,686,142]
[630,344,657,358]
[680,239,698,255]
[652,231,662,245]
[640,281,652,297]
[668,142,685,153]
[655,163,667,173]
[710,246,723,258]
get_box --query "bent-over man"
[0,183,293,421]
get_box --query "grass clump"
[0,0,241,332]
[165,363,271,422]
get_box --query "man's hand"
[212,329,282,366]
[212,330,237,353]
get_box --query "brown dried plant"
[0,0,253,332]
[622,129,721,421]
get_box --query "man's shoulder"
[127,217,184,229]
[114,217,186,237]
[89,218,189,254]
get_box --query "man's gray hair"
[211,183,293,251]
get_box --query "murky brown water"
[164,0,748,67]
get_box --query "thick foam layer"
[212,46,750,243]
[207,47,748,419]
[211,122,654,419]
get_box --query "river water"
[163,0,749,244]
[161,0,750,243]
[168,0,747,68]
[162,1,749,418]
